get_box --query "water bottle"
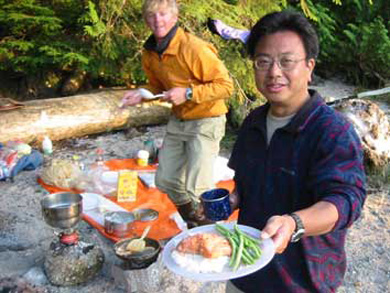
[42,136,53,155]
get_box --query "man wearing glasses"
[227,11,366,292]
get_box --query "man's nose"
[268,60,283,76]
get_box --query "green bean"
[234,224,261,245]
[215,223,231,233]
[242,248,256,264]
[215,223,263,269]
[248,241,262,257]
[241,251,254,265]
[232,233,244,271]
[227,237,237,267]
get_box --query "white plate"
[162,223,275,282]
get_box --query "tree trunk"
[0,88,171,145]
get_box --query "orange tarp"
[38,158,237,242]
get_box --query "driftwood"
[335,99,390,168]
[0,88,171,145]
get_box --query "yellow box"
[117,170,138,202]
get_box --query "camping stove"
[57,229,79,245]
[41,192,104,286]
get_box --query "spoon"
[126,225,151,252]
[138,88,165,100]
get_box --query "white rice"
[171,250,229,273]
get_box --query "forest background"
[1,0,390,127]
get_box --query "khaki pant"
[156,115,226,205]
[226,281,245,293]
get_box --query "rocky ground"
[1,78,389,292]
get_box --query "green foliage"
[83,2,106,38]
[292,0,390,87]
[0,0,88,75]
[79,0,148,84]
[340,18,390,86]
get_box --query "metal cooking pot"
[104,211,135,238]
[41,192,82,229]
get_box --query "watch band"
[290,213,305,242]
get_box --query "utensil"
[327,86,390,106]
[41,192,82,229]
[138,88,165,100]
[126,225,151,252]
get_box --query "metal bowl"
[114,237,161,269]
[41,192,82,229]
[104,211,135,238]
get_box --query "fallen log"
[334,99,390,169]
[0,88,171,145]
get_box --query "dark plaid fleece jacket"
[229,90,366,293]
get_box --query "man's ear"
[307,58,315,83]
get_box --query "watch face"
[185,88,192,100]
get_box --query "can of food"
[137,150,149,167]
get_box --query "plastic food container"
[101,171,119,186]
[137,150,149,167]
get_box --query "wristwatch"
[290,213,305,242]
[185,87,193,101]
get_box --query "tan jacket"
[142,27,234,120]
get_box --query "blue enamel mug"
[201,188,232,221]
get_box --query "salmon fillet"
[176,233,232,258]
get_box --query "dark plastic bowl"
[114,237,161,269]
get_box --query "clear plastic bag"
[0,143,21,180]
[76,161,117,196]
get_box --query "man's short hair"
[142,0,179,18]
[246,11,319,60]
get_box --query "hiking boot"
[176,201,213,228]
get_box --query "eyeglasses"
[253,56,307,71]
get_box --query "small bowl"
[104,211,135,238]
[114,237,161,269]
